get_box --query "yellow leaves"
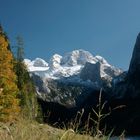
[0,29,20,122]
[0,84,20,122]
[0,36,8,49]
[0,36,5,44]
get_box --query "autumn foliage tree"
[0,25,20,122]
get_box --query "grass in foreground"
[0,118,111,140]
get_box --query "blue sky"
[1,0,140,70]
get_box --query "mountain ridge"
[24,49,123,79]
[24,49,123,105]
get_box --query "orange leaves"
[0,27,20,122]
[0,36,5,45]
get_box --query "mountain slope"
[24,49,123,106]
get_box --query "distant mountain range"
[24,49,124,105]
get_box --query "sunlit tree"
[0,25,20,122]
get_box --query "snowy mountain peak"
[24,58,49,72]
[49,54,62,70]
[23,59,32,66]
[32,58,48,67]
[24,49,123,81]
[61,49,97,66]
[95,55,109,65]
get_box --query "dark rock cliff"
[107,33,140,135]
[128,33,140,79]
[127,33,140,98]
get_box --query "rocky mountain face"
[128,33,140,78]
[107,33,140,135]
[24,49,123,107]
[113,33,140,99]
[127,33,140,97]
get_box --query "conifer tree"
[0,25,20,122]
[14,36,39,120]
